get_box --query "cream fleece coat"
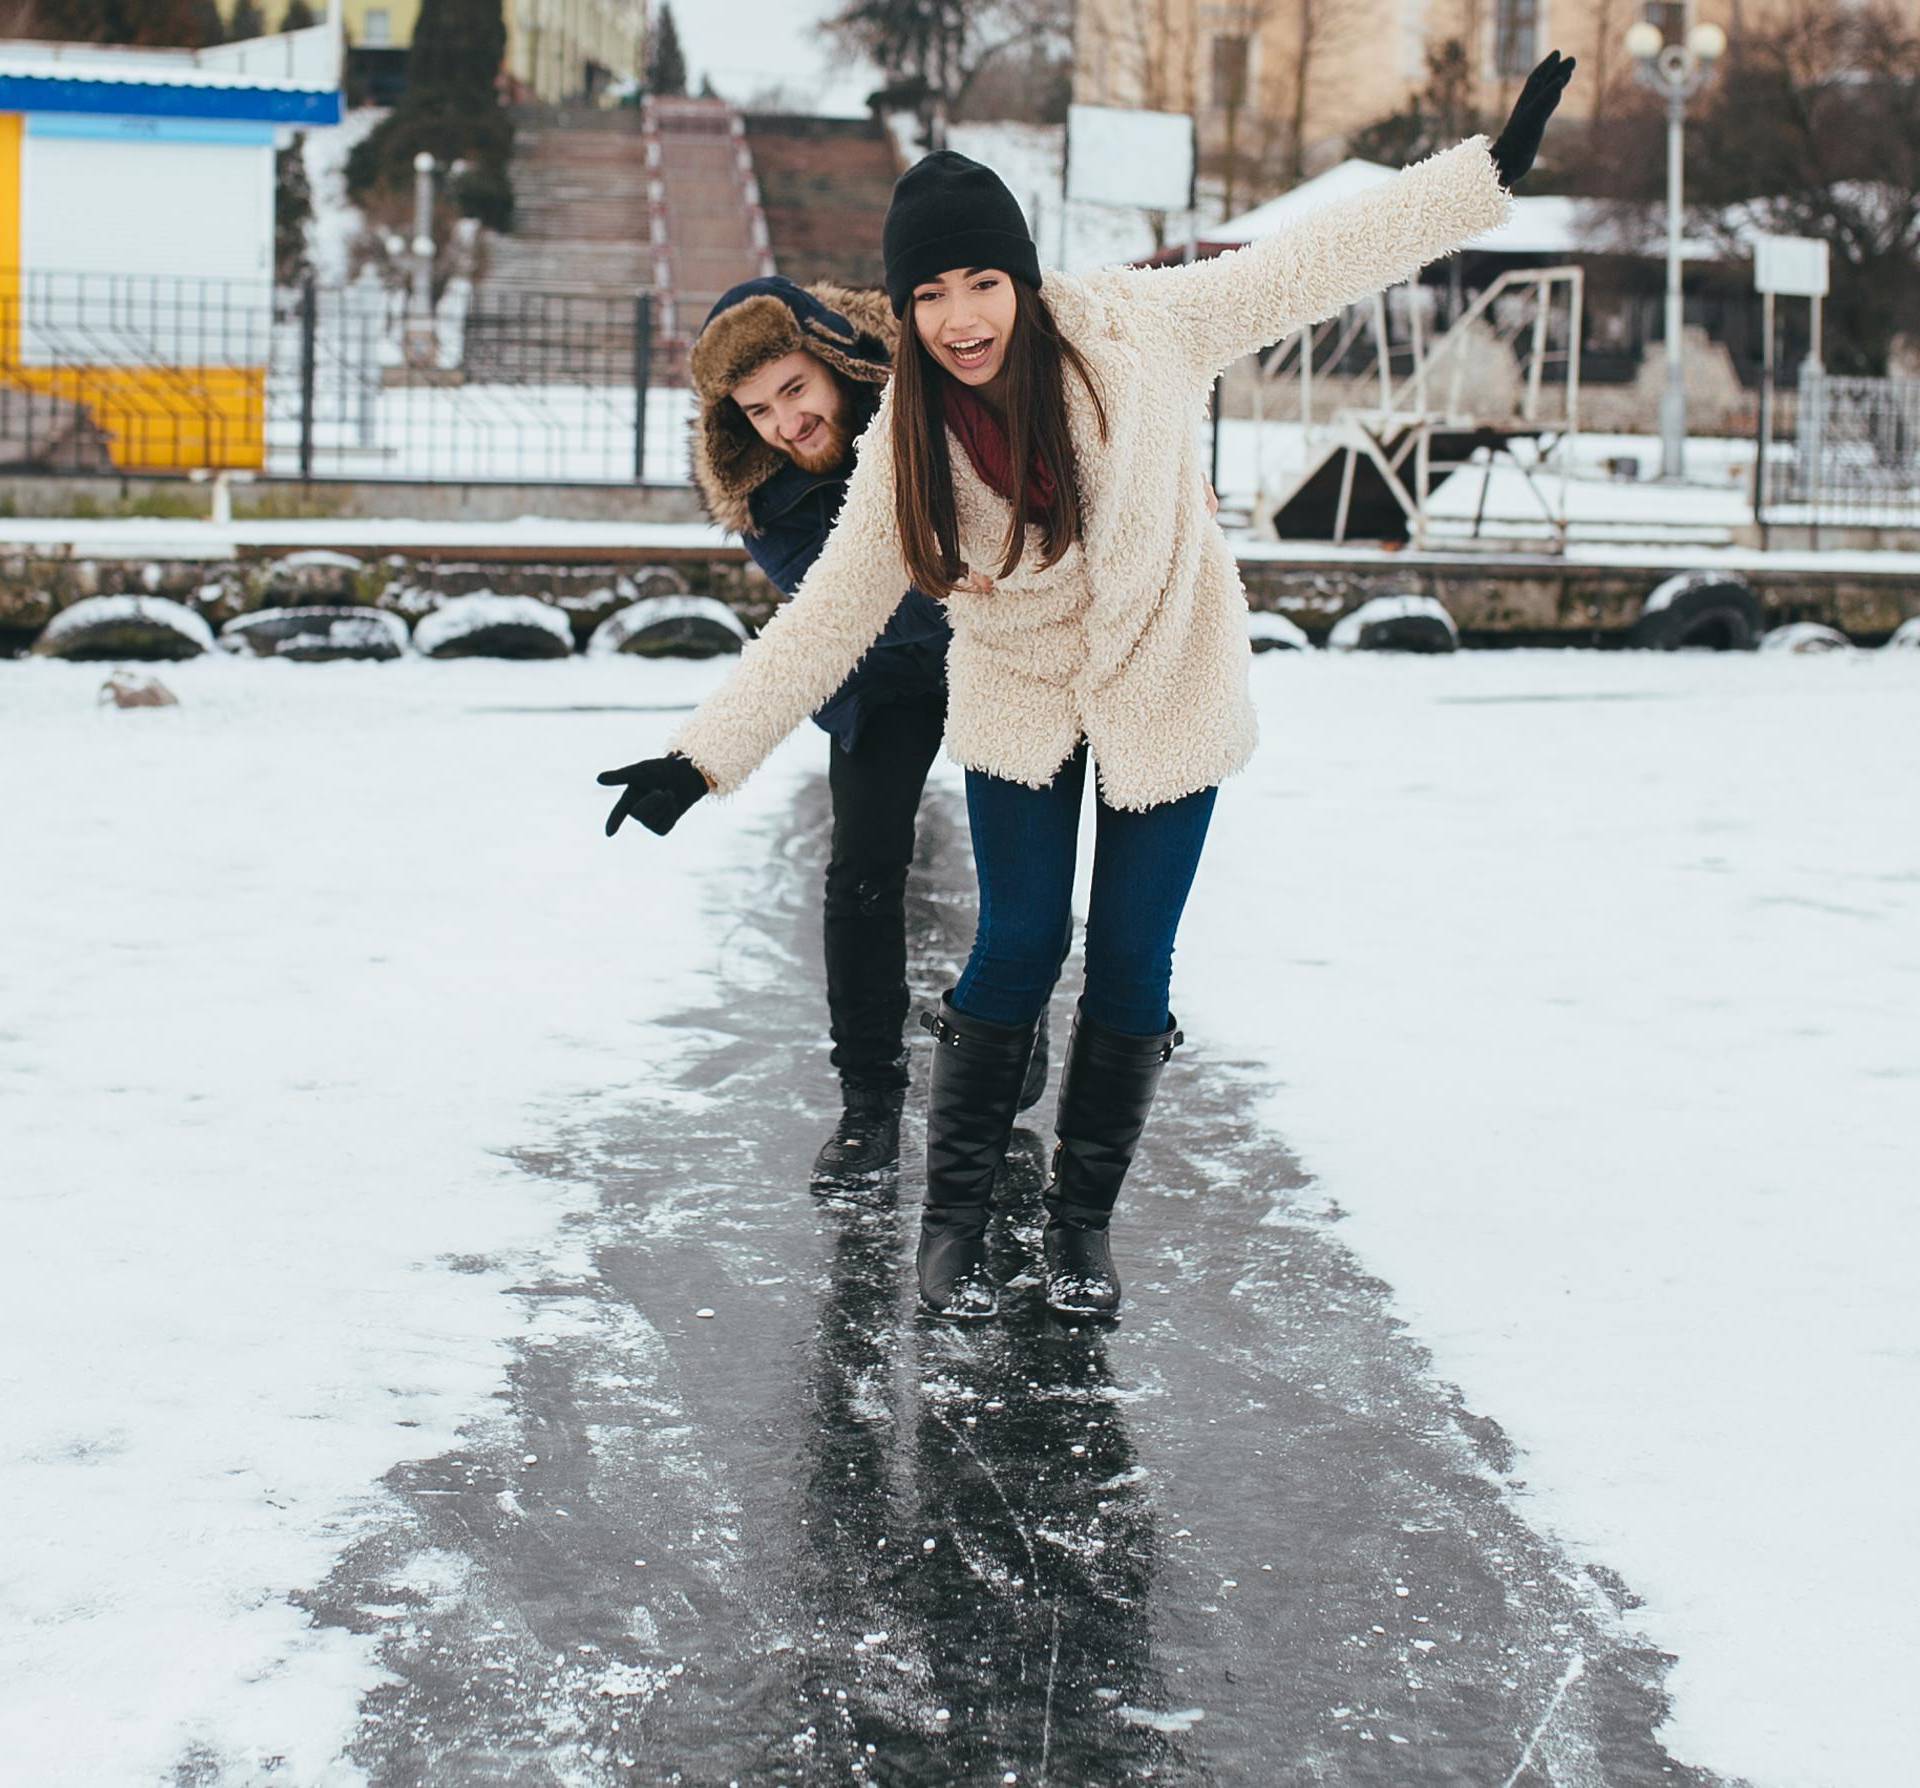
[673,138,1511,811]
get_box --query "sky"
[669,0,882,117]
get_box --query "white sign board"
[1753,235,1830,298]
[1065,104,1195,212]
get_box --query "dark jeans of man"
[953,743,1218,1037]
[823,695,948,1092]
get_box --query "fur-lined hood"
[690,277,899,535]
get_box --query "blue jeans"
[953,745,1217,1037]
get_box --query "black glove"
[598,753,710,837]
[1490,51,1576,188]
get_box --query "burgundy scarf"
[943,377,1057,523]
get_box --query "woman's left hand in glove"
[1491,51,1576,188]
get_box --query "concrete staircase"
[484,110,654,297]
[475,102,885,384]
[646,96,774,376]
[468,110,653,385]
[744,115,899,290]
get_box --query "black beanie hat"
[882,151,1042,316]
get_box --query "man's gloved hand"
[1490,51,1576,189]
[598,753,710,837]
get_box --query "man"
[687,276,1050,1191]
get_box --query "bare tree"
[1188,0,1274,217]
[1582,0,1920,372]
[1348,36,1483,167]
[824,0,1072,145]
[1272,0,1370,183]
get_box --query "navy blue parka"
[691,277,947,753]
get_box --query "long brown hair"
[891,281,1108,599]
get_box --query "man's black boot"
[916,993,1040,1320]
[1042,1006,1182,1319]
[811,1081,906,1197]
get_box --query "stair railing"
[1245,265,1584,550]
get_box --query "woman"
[601,53,1574,1321]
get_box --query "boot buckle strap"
[1161,1028,1184,1062]
[920,1009,960,1046]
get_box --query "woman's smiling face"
[910,267,1020,388]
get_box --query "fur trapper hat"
[690,276,898,534]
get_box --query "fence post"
[1801,364,1825,552]
[298,275,318,482]
[633,291,653,483]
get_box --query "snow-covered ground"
[1184,648,1920,1788]
[2,648,1915,1785]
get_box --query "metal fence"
[1757,373,1920,533]
[0,267,691,485]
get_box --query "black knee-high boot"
[1042,1006,1181,1318]
[916,993,1041,1319]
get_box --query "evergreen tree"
[649,2,688,97]
[282,0,317,28]
[191,0,226,45]
[274,132,313,284]
[26,0,209,42]
[229,0,265,39]
[409,0,508,97]
[346,0,515,232]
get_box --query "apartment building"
[216,0,646,106]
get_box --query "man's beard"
[786,412,854,476]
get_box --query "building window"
[362,9,392,46]
[1643,1,1686,46]
[1210,33,1250,111]
[1493,0,1539,78]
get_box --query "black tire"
[221,606,408,662]
[1330,594,1458,654]
[588,595,747,660]
[32,596,211,662]
[1629,575,1762,651]
[416,595,574,660]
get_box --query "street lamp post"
[406,151,438,369]
[1626,16,1726,480]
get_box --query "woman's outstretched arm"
[1120,54,1574,379]
[666,396,914,797]
[1120,137,1510,379]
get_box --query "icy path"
[1,649,1912,1783]
[306,771,1710,1786]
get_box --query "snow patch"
[1247,609,1311,651]
[1761,622,1854,654]
[1117,1705,1206,1733]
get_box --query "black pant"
[823,696,947,1091]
